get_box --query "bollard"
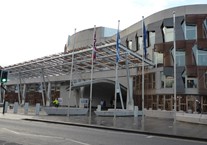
[4,101,8,113]
[134,106,138,117]
[35,103,40,115]
[13,102,18,114]
[24,103,29,114]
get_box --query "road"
[0,119,205,145]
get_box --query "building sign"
[79,98,89,108]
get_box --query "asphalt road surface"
[0,119,206,145]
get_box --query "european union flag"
[143,21,147,58]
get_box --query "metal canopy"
[3,40,154,82]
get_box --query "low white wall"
[144,109,174,119]
[176,112,207,125]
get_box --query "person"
[53,98,59,107]
[196,103,202,113]
[100,99,104,108]
[103,100,106,109]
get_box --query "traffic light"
[0,70,8,83]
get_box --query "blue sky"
[0,0,207,66]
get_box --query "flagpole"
[68,28,76,118]
[173,11,177,124]
[89,25,96,123]
[114,20,120,120]
[141,16,145,125]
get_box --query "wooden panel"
[186,65,197,77]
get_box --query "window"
[138,36,143,50]
[171,48,185,66]
[186,78,197,88]
[186,25,197,40]
[182,71,197,88]
[165,76,174,88]
[154,52,163,66]
[176,51,185,66]
[138,29,149,51]
[162,26,174,42]
[160,71,174,88]
[149,31,155,47]
[128,40,133,51]
[135,35,139,51]
[182,21,197,40]
[192,44,207,66]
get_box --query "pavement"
[0,106,207,142]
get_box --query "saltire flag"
[143,20,147,59]
[116,28,120,62]
[92,28,97,60]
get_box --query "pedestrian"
[103,100,106,108]
[53,98,59,107]
[100,99,104,108]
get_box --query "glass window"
[186,79,197,88]
[182,21,197,40]
[149,31,155,47]
[186,25,197,40]
[165,76,174,88]
[138,36,143,50]
[135,35,139,51]
[157,53,163,65]
[162,26,174,42]
[176,51,185,66]
[154,52,163,66]
[198,51,207,66]
[160,71,175,88]
[154,52,163,65]
[171,48,185,66]
[128,40,133,51]
[192,44,207,66]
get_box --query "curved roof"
[120,4,207,37]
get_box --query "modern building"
[2,4,207,113]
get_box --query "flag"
[116,24,120,62]
[143,20,147,58]
[92,28,97,60]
